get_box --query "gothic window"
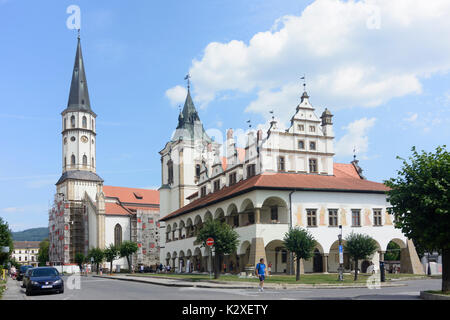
[373,209,382,226]
[307,209,317,227]
[71,115,75,128]
[114,224,122,247]
[328,209,338,226]
[82,116,87,128]
[92,119,94,129]
[278,156,285,172]
[92,157,95,167]
[64,157,67,167]
[71,155,76,165]
[298,140,305,150]
[167,160,173,184]
[352,209,361,227]
[309,141,316,150]
[64,118,67,130]
[83,155,87,166]
[309,159,317,173]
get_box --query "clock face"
[81,136,88,143]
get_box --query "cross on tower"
[300,75,306,92]
[184,73,191,90]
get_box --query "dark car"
[21,268,34,288]
[24,267,64,296]
[17,265,33,281]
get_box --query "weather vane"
[184,73,191,90]
[269,110,275,121]
[353,146,357,161]
[246,120,252,128]
[300,74,306,92]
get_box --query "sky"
[0,0,449,231]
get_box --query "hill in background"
[12,227,49,241]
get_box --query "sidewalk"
[1,276,24,300]
[93,274,406,290]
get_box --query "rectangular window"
[200,186,207,197]
[309,126,316,133]
[309,141,316,150]
[328,209,338,227]
[373,209,382,226]
[195,164,201,178]
[298,140,305,150]
[298,124,304,131]
[213,179,220,192]
[281,250,287,263]
[247,164,256,178]
[278,156,285,172]
[352,209,361,227]
[270,206,278,221]
[307,209,317,227]
[229,172,237,185]
[309,159,318,173]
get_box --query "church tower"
[159,83,215,219]
[56,34,103,202]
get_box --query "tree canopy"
[283,227,316,281]
[0,217,13,267]
[385,145,450,292]
[344,232,378,280]
[88,247,104,274]
[37,238,49,266]
[196,219,240,279]
[104,244,119,273]
[119,241,138,272]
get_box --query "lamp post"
[338,225,344,281]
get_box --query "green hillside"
[12,227,49,241]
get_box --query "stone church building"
[48,36,160,271]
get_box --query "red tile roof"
[333,163,361,179]
[160,163,389,221]
[105,202,131,216]
[103,186,159,205]
[13,241,41,249]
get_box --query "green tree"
[384,241,401,261]
[37,238,49,266]
[0,217,13,267]
[119,241,138,272]
[88,248,104,274]
[344,232,378,280]
[104,244,119,274]
[283,227,316,281]
[196,219,240,279]
[75,252,85,271]
[385,145,450,292]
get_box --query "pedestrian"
[255,258,266,292]
[10,265,16,280]
[140,265,144,273]
[268,262,272,276]
[223,262,227,273]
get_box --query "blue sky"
[1,0,449,231]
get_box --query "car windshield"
[32,268,59,277]
[20,266,31,272]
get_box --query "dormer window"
[247,164,256,178]
[229,172,237,186]
[200,186,207,197]
[133,192,143,200]
[213,179,220,192]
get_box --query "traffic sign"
[206,238,214,247]
[339,245,344,264]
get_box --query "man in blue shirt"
[255,258,266,292]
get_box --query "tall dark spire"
[64,35,95,115]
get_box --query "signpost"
[206,238,214,279]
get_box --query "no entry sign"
[206,238,214,246]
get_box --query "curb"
[94,275,406,290]
[420,291,450,300]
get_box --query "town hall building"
[159,85,424,275]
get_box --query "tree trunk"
[96,263,99,274]
[110,261,113,274]
[126,256,131,273]
[296,257,300,281]
[354,259,358,281]
[443,248,450,292]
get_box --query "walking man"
[255,258,266,292]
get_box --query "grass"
[129,272,425,285]
[0,279,6,299]
[426,290,450,296]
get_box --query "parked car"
[17,265,33,281]
[24,267,64,296]
[21,268,34,288]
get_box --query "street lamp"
[338,225,344,281]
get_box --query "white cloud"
[165,85,187,107]
[404,113,418,123]
[174,0,450,123]
[335,117,377,158]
